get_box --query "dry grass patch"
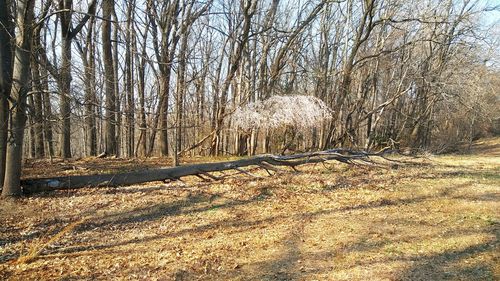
[1,139,499,280]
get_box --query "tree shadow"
[27,184,171,199]
[78,193,214,231]
[451,192,499,202]
[252,220,307,281]
[230,216,498,281]
[19,180,497,280]
[38,193,436,260]
[220,191,498,280]
[398,233,499,280]
[78,187,273,232]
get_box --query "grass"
[15,219,86,265]
[0,138,499,280]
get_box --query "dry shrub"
[232,95,332,131]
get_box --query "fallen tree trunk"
[21,149,395,194]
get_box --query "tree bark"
[125,0,135,158]
[102,0,117,156]
[59,0,73,158]
[173,5,194,165]
[41,62,54,158]
[31,16,50,158]
[81,17,97,156]
[0,0,13,185]
[27,94,36,158]
[21,148,391,194]
[2,0,34,197]
[113,13,121,157]
[135,22,148,157]
[174,31,188,166]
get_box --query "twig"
[233,167,262,178]
[16,218,86,264]
[199,171,222,181]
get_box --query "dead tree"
[21,149,397,194]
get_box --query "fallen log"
[21,149,396,194]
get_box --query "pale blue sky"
[481,0,500,25]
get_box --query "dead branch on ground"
[21,149,404,194]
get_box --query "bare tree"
[34,0,96,159]
[124,0,135,158]
[134,15,149,157]
[1,0,498,193]
[2,0,34,197]
[0,0,13,185]
[146,0,181,157]
[76,15,98,156]
[210,0,257,156]
[172,0,212,166]
[102,0,117,155]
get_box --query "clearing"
[0,138,499,280]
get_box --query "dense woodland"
[0,0,499,196]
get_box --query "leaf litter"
[0,140,499,280]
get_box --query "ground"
[0,138,499,280]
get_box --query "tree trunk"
[31,69,45,158]
[27,94,36,158]
[125,0,135,158]
[146,0,180,157]
[158,73,172,157]
[136,31,148,157]
[31,22,46,158]
[82,17,97,156]
[2,0,34,197]
[0,0,13,185]
[59,0,73,158]
[21,148,390,194]
[113,15,121,157]
[102,0,117,156]
[41,65,54,158]
[174,26,189,166]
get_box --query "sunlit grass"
[1,138,498,280]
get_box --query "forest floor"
[0,138,499,280]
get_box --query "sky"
[480,0,500,25]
